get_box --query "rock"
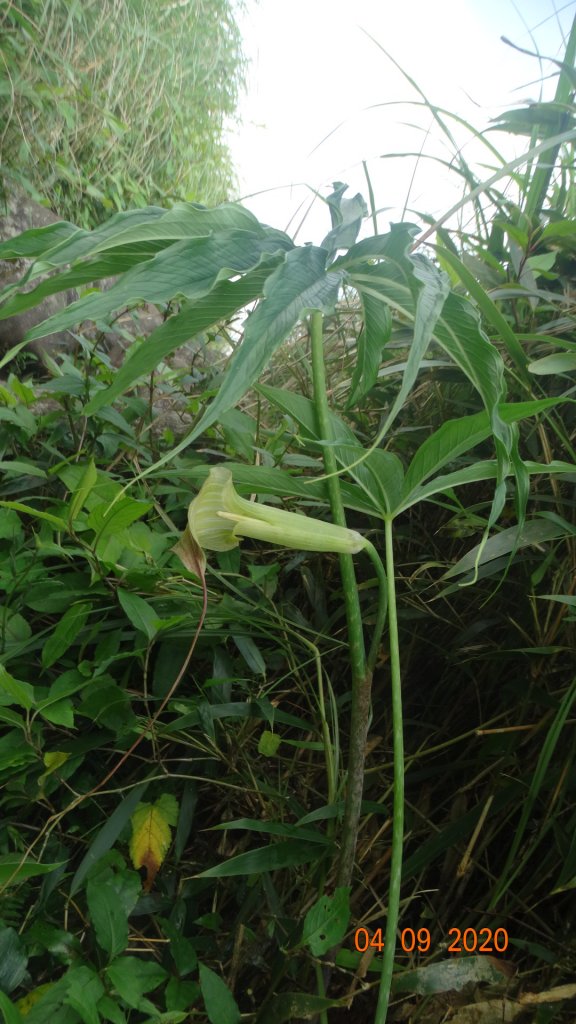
[0,186,79,363]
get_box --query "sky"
[227,0,576,244]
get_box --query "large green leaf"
[401,397,568,506]
[105,958,166,1012]
[300,887,350,955]
[63,967,104,1024]
[83,262,277,416]
[183,246,343,444]
[0,991,23,1024]
[199,964,240,1024]
[197,839,327,877]
[25,228,291,342]
[87,871,140,960]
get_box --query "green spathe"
[188,466,366,554]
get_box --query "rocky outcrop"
[0,185,79,362]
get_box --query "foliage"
[0,0,247,226]
[0,15,576,1024]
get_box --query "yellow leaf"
[129,796,178,892]
[16,983,54,1015]
[37,751,70,796]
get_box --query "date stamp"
[353,926,509,955]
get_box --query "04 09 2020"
[353,926,510,954]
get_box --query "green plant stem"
[364,539,388,673]
[375,516,405,1024]
[309,310,371,887]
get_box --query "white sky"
[227,0,576,243]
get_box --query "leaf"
[129,796,179,892]
[15,984,54,1018]
[0,855,65,888]
[256,992,346,1023]
[197,839,326,877]
[258,730,281,756]
[183,246,343,445]
[232,636,266,676]
[528,352,576,375]
[25,229,291,342]
[394,955,511,995]
[0,665,35,710]
[0,991,23,1024]
[70,780,150,896]
[0,502,67,530]
[301,888,351,955]
[69,461,98,522]
[83,263,276,416]
[333,445,404,518]
[63,967,104,1024]
[346,293,391,407]
[208,818,330,845]
[117,591,160,642]
[105,957,167,1012]
[198,964,240,1024]
[172,528,206,581]
[443,517,575,579]
[0,928,28,994]
[42,602,92,669]
[37,752,70,794]
[87,498,152,544]
[87,870,140,959]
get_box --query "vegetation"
[0,0,246,226]
[0,10,576,1024]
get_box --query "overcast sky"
[227,0,575,242]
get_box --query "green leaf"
[185,246,343,444]
[42,602,92,669]
[256,992,345,1023]
[197,839,326,877]
[69,461,98,522]
[83,263,275,416]
[87,498,152,543]
[301,888,350,955]
[346,292,391,407]
[0,928,27,994]
[95,995,126,1024]
[25,229,290,342]
[334,445,404,517]
[232,635,266,676]
[198,964,240,1024]
[105,957,167,1012]
[0,855,65,888]
[208,818,330,845]
[258,730,281,756]
[117,591,159,642]
[87,871,140,959]
[70,780,150,896]
[63,967,104,1024]
[444,517,576,579]
[0,502,67,530]
[528,352,576,375]
[0,991,23,1024]
[0,665,36,710]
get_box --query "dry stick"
[0,571,208,896]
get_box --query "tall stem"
[375,517,405,1023]
[309,310,372,886]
